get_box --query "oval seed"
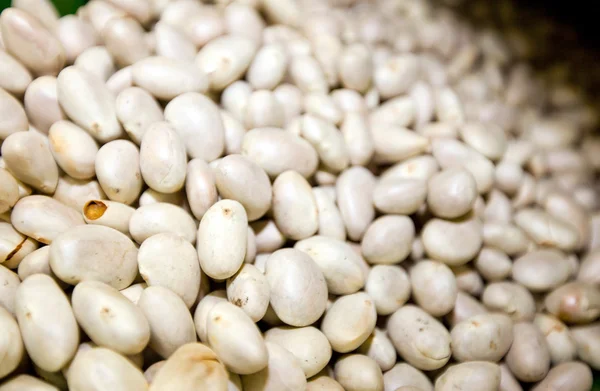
[482,222,529,256]
[57,66,123,142]
[0,49,32,96]
[83,199,134,235]
[0,86,28,140]
[421,213,483,266]
[149,343,228,391]
[313,187,346,241]
[0,8,65,76]
[185,158,218,221]
[388,305,451,371]
[505,322,551,382]
[226,264,270,322]
[197,200,247,280]
[512,249,571,292]
[336,166,376,241]
[545,282,600,324]
[474,247,512,281]
[365,265,411,316]
[247,43,287,90]
[435,362,500,391]
[132,56,209,101]
[95,140,142,205]
[0,264,19,315]
[410,261,457,317]
[102,17,149,67]
[53,176,106,211]
[427,168,477,219]
[48,120,98,180]
[15,274,79,372]
[1,131,58,194]
[129,202,196,245]
[383,363,433,391]
[74,46,115,82]
[321,292,377,353]
[0,306,24,379]
[514,208,579,251]
[115,87,164,145]
[451,313,513,362]
[164,92,225,162]
[482,282,536,321]
[0,375,58,390]
[334,354,383,391]
[301,114,350,172]
[357,328,397,372]
[72,281,150,355]
[154,22,196,62]
[138,232,200,308]
[531,361,593,391]
[11,195,83,244]
[56,15,97,64]
[341,112,374,166]
[0,168,18,214]
[22,76,65,135]
[373,177,428,215]
[241,342,306,391]
[138,286,196,359]
[272,170,319,241]
[265,249,328,327]
[361,216,414,265]
[533,314,577,364]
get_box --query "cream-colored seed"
[84,0,127,33]
[17,246,62,289]
[357,329,397,372]
[410,260,458,317]
[514,208,579,251]
[74,46,115,82]
[247,43,287,90]
[383,363,433,391]
[545,282,600,324]
[336,166,376,241]
[321,292,377,353]
[241,342,306,391]
[0,86,28,140]
[221,80,253,123]
[0,375,58,390]
[223,3,264,44]
[370,122,429,165]
[153,22,196,62]
[427,168,478,219]
[129,202,196,244]
[82,199,134,235]
[115,87,164,145]
[106,66,133,96]
[482,282,536,321]
[53,176,106,211]
[365,265,411,316]
[313,187,346,241]
[272,170,319,240]
[374,55,419,99]
[244,89,285,129]
[361,216,415,265]
[371,96,415,128]
[512,249,571,292]
[226,263,270,322]
[506,322,551,382]
[341,112,374,166]
[185,158,218,221]
[450,313,513,362]
[95,140,142,205]
[571,323,600,370]
[15,274,79,372]
[435,362,501,391]
[482,222,530,256]
[193,290,227,343]
[533,314,577,364]
[531,361,593,391]
[56,15,98,65]
[0,264,19,316]
[138,286,196,359]
[0,8,65,76]
[265,249,328,327]
[334,354,383,391]
[474,247,512,281]
[102,17,149,67]
[373,177,428,215]
[0,168,18,214]
[289,54,328,94]
[0,50,32,97]
[48,120,98,180]
[301,114,350,172]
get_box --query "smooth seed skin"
[505,322,550,382]
[0,8,65,76]
[512,249,570,292]
[371,123,429,164]
[313,187,346,241]
[265,249,328,327]
[241,342,307,391]
[74,46,115,82]
[1,131,58,194]
[247,43,288,90]
[482,222,530,256]
[196,35,257,91]
[148,343,228,391]
[450,313,513,362]
[49,225,138,289]
[427,168,477,219]
[138,233,201,308]
[0,306,23,378]
[0,50,32,96]
[571,323,600,369]
[242,127,319,179]
[365,265,411,315]
[207,301,268,375]
[197,200,247,280]
[334,354,383,391]
[215,154,272,222]
[373,177,428,215]
[138,286,196,359]
[15,274,79,372]
[186,159,218,220]
[66,347,148,391]
[531,361,592,391]
[132,56,208,101]
[0,86,29,140]
[164,92,225,162]
[0,168,18,214]
[459,122,507,161]
[362,216,415,265]
[388,305,452,371]
[53,176,106,212]
[56,15,98,64]
[154,22,196,62]
[307,375,345,391]
[301,114,350,172]
[321,292,377,353]
[421,213,483,267]
[102,17,150,67]
[57,66,123,142]
[514,208,579,252]
[341,112,374,166]
[383,363,433,391]
[371,96,415,128]
[0,374,58,390]
[410,261,458,317]
[115,87,164,145]
[226,264,270,322]
[289,54,328,94]
[140,122,187,194]
[48,120,98,180]
[482,282,536,322]
[95,140,143,205]
[221,110,246,155]
[435,362,501,391]
[336,166,376,241]
[339,43,373,93]
[129,203,197,245]
[264,326,332,378]
[544,282,600,324]
[533,314,577,364]
[295,236,365,295]
[357,329,397,372]
[11,195,84,244]
[272,171,319,241]
[474,247,512,281]
[221,80,252,122]
[0,263,20,313]
[24,76,66,134]
[83,199,134,235]
[245,89,285,129]
[72,281,150,355]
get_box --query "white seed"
[388,305,451,371]
[15,274,79,372]
[289,54,328,94]
[0,49,31,97]
[361,216,415,265]
[11,195,83,244]
[272,170,318,241]
[241,342,306,391]
[341,112,374,167]
[53,176,106,211]
[570,323,600,371]
[531,361,593,391]
[474,247,512,281]
[357,329,397,373]
[373,177,428,215]
[132,56,209,101]
[148,343,228,391]
[545,282,600,324]
[82,199,134,235]
[338,43,372,93]
[85,0,127,33]
[427,168,477,219]
[193,290,227,343]
[185,158,218,221]
[0,86,28,140]
[154,22,196,62]
[265,248,328,327]
[0,375,58,390]
[74,46,115,82]
[138,286,196,359]
[374,54,419,99]
[451,313,513,362]
[312,187,345,241]
[512,249,570,292]
[435,362,501,391]
[505,322,550,382]
[334,354,383,391]
[247,43,287,90]
[66,347,147,391]
[295,235,365,295]
[383,363,433,391]
[371,96,415,128]
[1,131,58,194]
[115,87,164,145]
[56,15,98,64]
[304,92,343,126]
[102,17,149,67]
[0,263,19,314]
[196,35,257,91]
[138,232,201,308]
[371,122,429,165]
[459,122,507,161]
[0,305,24,379]
[482,282,536,322]
[164,92,225,162]
[533,314,577,364]
[57,66,123,142]
[129,203,196,245]
[48,120,98,180]
[336,166,376,241]
[0,8,65,76]
[95,140,142,205]
[106,66,133,96]
[482,222,529,256]
[321,292,377,353]
[514,208,579,251]
[223,3,264,44]
[365,265,410,316]
[410,260,458,317]
[0,168,18,214]
[301,114,350,172]
[226,263,270,322]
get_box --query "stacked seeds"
[0,0,599,390]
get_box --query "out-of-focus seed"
[334,354,383,391]
[365,265,410,316]
[421,213,482,267]
[102,17,149,67]
[361,216,414,265]
[451,313,513,362]
[336,166,376,242]
[512,249,571,292]
[482,282,536,321]
[427,168,477,219]
[545,282,600,324]
[115,87,163,145]
[475,247,512,281]
[373,177,428,215]
[241,342,306,390]
[56,16,98,65]
[0,87,28,140]
[533,314,577,364]
[83,199,134,235]
[505,322,551,382]
[410,260,457,316]
[272,170,318,241]
[435,362,501,391]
